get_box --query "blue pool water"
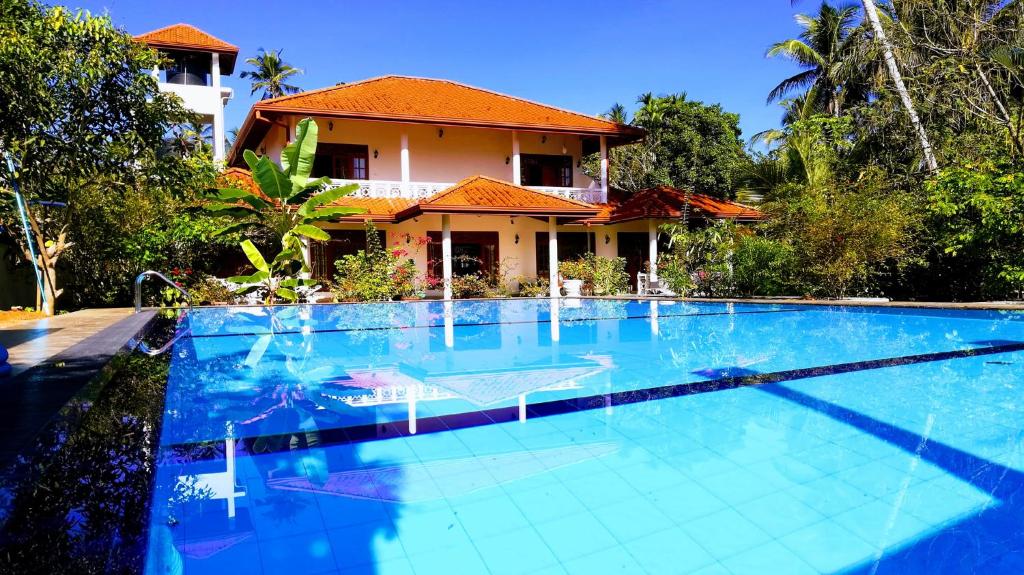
[145,299,1024,574]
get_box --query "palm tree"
[767,2,866,115]
[859,0,937,171]
[603,103,629,124]
[240,49,303,100]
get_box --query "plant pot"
[563,279,584,297]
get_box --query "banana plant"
[206,117,365,302]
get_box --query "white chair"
[637,273,676,297]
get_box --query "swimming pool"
[145,299,1024,574]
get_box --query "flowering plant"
[333,222,420,301]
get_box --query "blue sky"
[69,0,807,141]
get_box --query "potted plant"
[558,259,590,297]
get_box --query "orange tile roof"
[135,24,238,74]
[216,168,405,221]
[395,176,601,220]
[257,76,642,135]
[325,197,416,223]
[610,186,765,223]
[229,76,644,165]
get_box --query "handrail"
[129,326,191,356]
[135,270,192,313]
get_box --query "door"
[617,232,648,291]
[426,231,500,280]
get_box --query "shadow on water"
[758,383,1024,574]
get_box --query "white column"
[650,299,660,336]
[518,394,527,423]
[408,390,417,434]
[151,64,160,80]
[550,297,560,343]
[442,214,453,301]
[444,300,455,348]
[599,136,609,200]
[648,219,659,280]
[512,131,521,185]
[400,132,410,194]
[548,216,559,298]
[224,437,237,518]
[211,53,225,163]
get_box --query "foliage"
[0,0,214,312]
[732,234,796,296]
[765,2,874,114]
[926,160,1024,298]
[558,254,629,296]
[0,330,172,573]
[188,275,235,305]
[239,48,303,100]
[207,118,364,303]
[515,276,549,297]
[333,221,418,301]
[450,272,504,299]
[761,168,921,298]
[592,94,748,197]
[659,220,738,297]
[753,1,1024,301]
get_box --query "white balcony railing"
[526,185,607,204]
[328,179,608,204]
[327,179,453,200]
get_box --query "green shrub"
[333,222,418,301]
[659,220,736,296]
[450,273,503,298]
[558,254,629,295]
[732,235,795,296]
[515,276,549,297]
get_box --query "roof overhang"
[394,203,600,222]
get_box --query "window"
[164,52,211,86]
[521,154,573,187]
[313,144,370,180]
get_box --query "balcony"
[327,179,607,204]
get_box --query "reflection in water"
[146,300,1024,574]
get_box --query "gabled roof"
[394,176,602,220]
[135,24,238,75]
[608,185,765,223]
[228,76,644,165]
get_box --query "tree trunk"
[22,206,66,316]
[861,0,940,173]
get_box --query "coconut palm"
[767,2,867,115]
[603,103,629,124]
[240,49,303,100]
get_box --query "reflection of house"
[224,75,763,296]
[324,361,606,408]
[135,24,236,162]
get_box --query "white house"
[224,74,763,297]
[136,24,237,162]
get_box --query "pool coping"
[0,310,157,470]
[163,295,1024,312]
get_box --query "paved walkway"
[0,309,155,469]
[0,308,134,377]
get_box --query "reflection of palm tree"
[239,49,303,100]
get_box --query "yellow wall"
[262,117,597,187]
[320,217,668,291]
